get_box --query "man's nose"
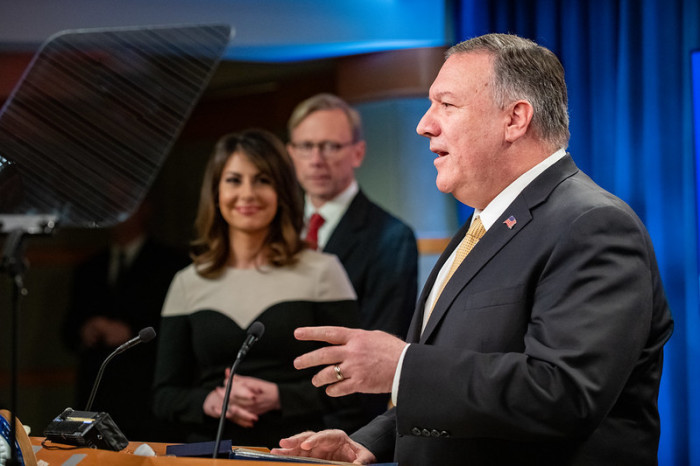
[416,107,437,138]
[308,145,326,163]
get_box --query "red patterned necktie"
[306,213,325,250]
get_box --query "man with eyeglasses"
[287,93,418,430]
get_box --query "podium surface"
[30,437,346,465]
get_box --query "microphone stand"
[43,327,154,451]
[84,327,156,411]
[2,229,24,466]
[212,357,243,459]
[84,349,123,412]
[212,322,264,459]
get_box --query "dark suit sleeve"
[396,205,672,441]
[350,408,398,463]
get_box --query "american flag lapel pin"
[504,215,517,229]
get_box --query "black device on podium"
[43,327,157,451]
[0,24,230,462]
[43,408,128,451]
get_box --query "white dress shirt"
[303,180,359,250]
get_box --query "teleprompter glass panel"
[0,24,230,228]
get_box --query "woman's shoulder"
[296,248,344,270]
[295,249,356,300]
[169,262,225,293]
[173,262,199,281]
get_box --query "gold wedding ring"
[334,364,344,381]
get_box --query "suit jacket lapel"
[406,221,469,342]
[323,190,368,259]
[419,200,533,343]
[417,155,579,343]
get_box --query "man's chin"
[435,178,451,194]
[306,190,336,205]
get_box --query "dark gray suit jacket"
[352,155,673,466]
[324,189,418,338]
[322,189,418,432]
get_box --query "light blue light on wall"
[355,97,460,291]
[0,0,449,63]
[355,97,459,239]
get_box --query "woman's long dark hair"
[191,129,305,278]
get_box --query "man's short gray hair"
[447,33,570,149]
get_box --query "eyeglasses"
[289,140,356,158]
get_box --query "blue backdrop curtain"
[452,1,700,464]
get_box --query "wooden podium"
[30,438,343,465]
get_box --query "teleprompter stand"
[1,215,56,466]
[0,24,230,465]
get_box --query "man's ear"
[351,140,366,168]
[504,100,534,143]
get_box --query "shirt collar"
[476,148,567,230]
[303,180,359,249]
[304,179,358,225]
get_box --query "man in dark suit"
[286,94,419,429]
[272,34,674,465]
[62,198,188,441]
[287,93,418,338]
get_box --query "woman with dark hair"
[152,129,360,448]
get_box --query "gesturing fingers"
[293,343,346,370]
[294,326,355,345]
[294,327,407,395]
[311,364,363,398]
[309,363,346,389]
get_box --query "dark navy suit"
[323,190,418,337]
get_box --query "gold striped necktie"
[428,216,486,317]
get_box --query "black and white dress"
[153,249,360,448]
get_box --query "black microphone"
[43,326,157,451]
[212,322,265,458]
[236,321,264,361]
[85,326,157,411]
[112,326,156,355]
